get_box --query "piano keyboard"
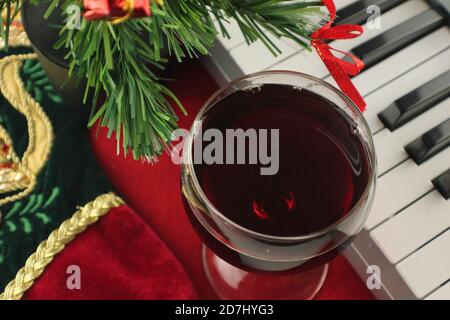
[202,0,450,300]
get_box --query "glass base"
[202,245,329,300]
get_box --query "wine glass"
[180,71,376,300]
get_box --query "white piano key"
[365,147,450,230]
[269,0,430,78]
[325,27,450,95]
[363,49,450,133]
[397,231,450,299]
[374,98,450,174]
[227,38,298,74]
[426,282,450,300]
[272,49,329,78]
[371,190,450,264]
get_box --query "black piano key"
[378,70,450,131]
[351,9,446,69]
[405,118,450,165]
[335,0,406,26]
[427,0,450,24]
[432,169,450,200]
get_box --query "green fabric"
[0,53,113,290]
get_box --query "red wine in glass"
[181,73,376,299]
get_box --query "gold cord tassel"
[111,0,136,24]
[110,0,164,24]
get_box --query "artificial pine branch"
[57,17,188,160]
[1,0,326,160]
[208,0,325,53]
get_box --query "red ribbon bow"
[312,0,366,111]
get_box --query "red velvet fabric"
[24,205,197,300]
[87,59,375,300]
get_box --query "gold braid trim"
[0,192,124,300]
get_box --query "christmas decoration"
[0,51,111,290]
[0,42,196,299]
[0,1,365,160]
[83,0,152,22]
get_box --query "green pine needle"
[1,0,326,160]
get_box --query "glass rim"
[184,70,377,242]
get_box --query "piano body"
[202,0,450,300]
